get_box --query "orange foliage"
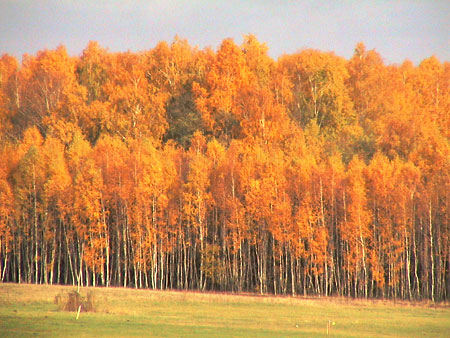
[0,38,448,299]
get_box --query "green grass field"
[0,283,449,337]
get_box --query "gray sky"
[1,0,449,65]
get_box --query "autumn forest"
[0,36,448,301]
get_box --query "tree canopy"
[0,38,448,301]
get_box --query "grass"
[0,283,449,337]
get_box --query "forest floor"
[0,283,449,337]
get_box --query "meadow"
[0,283,449,337]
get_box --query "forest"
[0,36,448,301]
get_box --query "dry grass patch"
[54,290,96,312]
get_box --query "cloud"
[0,0,448,64]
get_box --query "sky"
[0,0,449,65]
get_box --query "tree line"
[0,36,449,301]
